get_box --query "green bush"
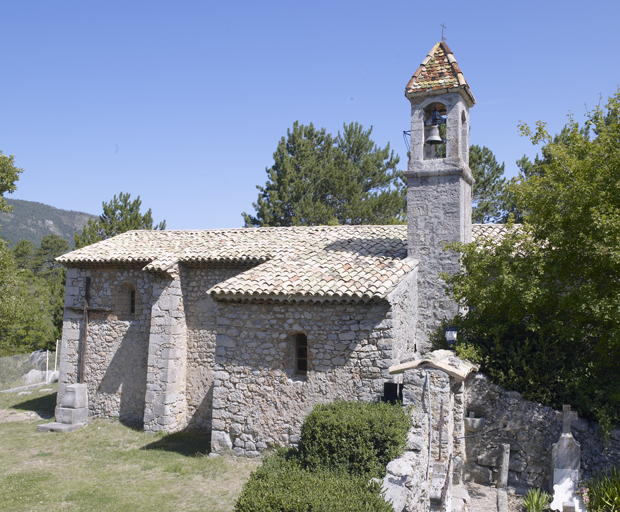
[298,400,412,479]
[235,401,412,511]
[581,467,620,511]
[234,449,393,512]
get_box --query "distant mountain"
[0,198,97,248]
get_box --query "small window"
[117,282,138,320]
[295,333,308,375]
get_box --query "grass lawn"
[0,386,260,512]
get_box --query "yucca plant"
[523,487,551,512]
[585,467,620,511]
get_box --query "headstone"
[549,472,585,512]
[38,383,88,433]
[550,405,583,511]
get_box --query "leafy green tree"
[0,151,23,217]
[0,240,20,337]
[442,91,620,430]
[242,122,404,227]
[75,192,166,249]
[1,234,69,354]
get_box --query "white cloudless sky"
[2,0,619,229]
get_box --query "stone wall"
[210,300,401,456]
[464,373,620,488]
[382,366,460,512]
[388,266,419,360]
[58,267,153,426]
[142,265,189,432]
[182,265,249,431]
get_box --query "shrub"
[582,467,620,511]
[298,400,412,479]
[234,450,393,512]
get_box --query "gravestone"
[550,405,584,512]
[38,383,88,432]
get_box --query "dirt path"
[465,482,498,512]
[0,408,44,423]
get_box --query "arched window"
[117,282,139,320]
[294,333,308,375]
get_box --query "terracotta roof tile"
[57,224,509,303]
[405,42,475,105]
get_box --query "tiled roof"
[405,41,475,105]
[57,224,508,303]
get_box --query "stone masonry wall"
[382,367,456,512]
[388,266,419,361]
[143,265,188,433]
[464,373,620,489]
[58,267,153,425]
[181,265,249,431]
[210,300,402,456]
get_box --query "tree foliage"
[0,151,23,216]
[442,91,620,430]
[0,234,69,355]
[242,122,405,227]
[75,192,166,249]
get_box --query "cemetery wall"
[209,300,400,456]
[58,267,153,426]
[464,372,620,488]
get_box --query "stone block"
[60,384,88,409]
[55,406,88,425]
[153,404,170,416]
[162,348,182,359]
[338,332,356,341]
[38,421,86,433]
[212,419,226,431]
[407,433,425,452]
[211,431,233,452]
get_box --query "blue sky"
[2,0,619,230]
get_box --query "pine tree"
[75,192,166,249]
[242,122,404,227]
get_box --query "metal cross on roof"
[441,23,447,41]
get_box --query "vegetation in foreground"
[442,91,620,431]
[0,386,258,512]
[235,400,412,512]
[579,467,620,511]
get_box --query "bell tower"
[404,41,476,353]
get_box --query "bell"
[426,125,443,145]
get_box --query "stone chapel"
[55,41,508,456]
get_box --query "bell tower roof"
[405,41,476,107]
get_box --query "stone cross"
[441,23,447,41]
[557,405,579,435]
[66,277,111,383]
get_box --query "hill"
[0,198,97,248]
